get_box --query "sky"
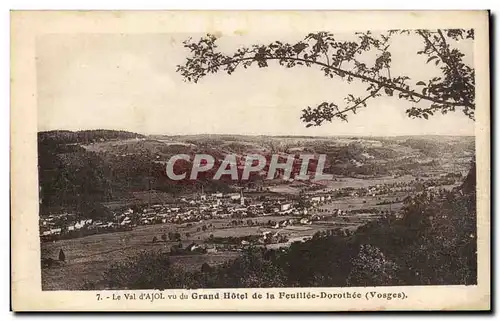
[36,32,475,136]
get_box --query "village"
[39,169,463,257]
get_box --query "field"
[315,194,406,213]
[41,211,370,290]
[41,221,243,290]
[321,175,416,190]
[265,175,417,196]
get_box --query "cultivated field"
[321,175,416,190]
[41,222,236,290]
[41,211,370,290]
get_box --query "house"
[49,228,62,235]
[299,218,310,225]
[310,196,322,203]
[206,246,217,254]
[74,220,86,229]
[280,203,292,211]
[188,243,201,252]
[230,193,241,201]
[121,217,131,225]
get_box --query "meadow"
[41,211,367,290]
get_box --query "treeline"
[38,130,145,145]
[85,177,476,290]
[38,129,149,215]
[401,137,475,157]
[38,139,114,216]
[38,147,231,216]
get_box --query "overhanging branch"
[191,55,474,109]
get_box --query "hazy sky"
[36,32,475,136]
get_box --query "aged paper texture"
[11,10,490,311]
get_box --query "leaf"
[416,81,426,86]
[427,56,438,63]
[423,114,428,120]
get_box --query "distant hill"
[38,129,145,145]
[37,130,475,217]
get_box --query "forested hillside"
[38,131,474,219]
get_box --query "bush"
[346,244,400,286]
[102,250,179,289]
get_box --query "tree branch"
[417,29,473,94]
[335,87,383,119]
[203,56,473,109]
[301,87,383,126]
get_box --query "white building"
[280,203,292,211]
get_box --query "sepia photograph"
[10,10,490,311]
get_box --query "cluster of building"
[39,170,462,242]
[39,189,328,241]
[39,213,133,242]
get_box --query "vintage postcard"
[11,10,490,311]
